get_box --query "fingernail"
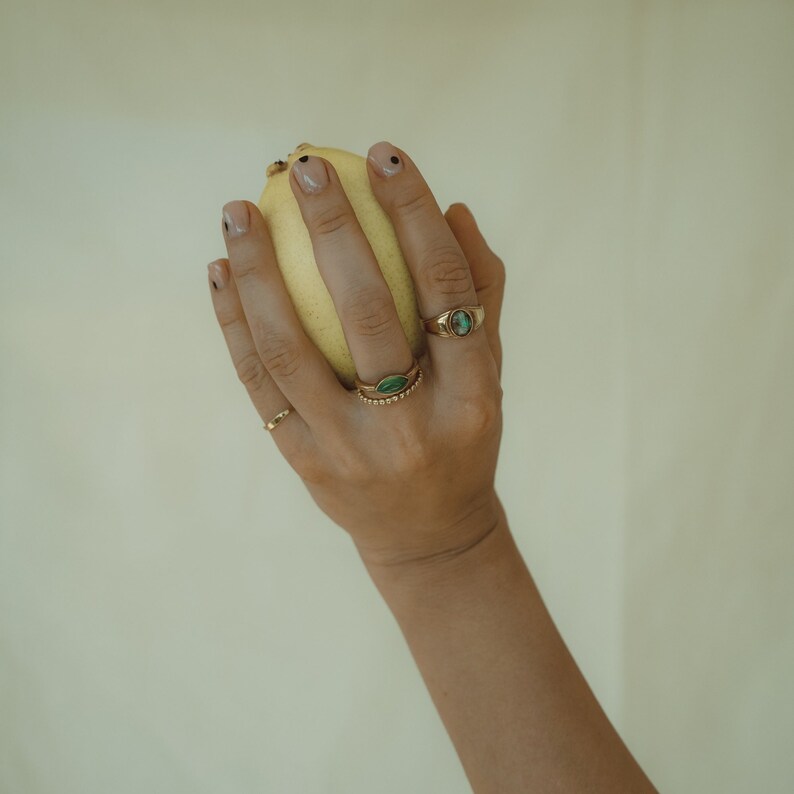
[291,155,328,194]
[367,141,404,177]
[208,259,228,290]
[222,201,249,238]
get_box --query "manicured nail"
[291,155,328,194]
[367,141,404,177]
[208,259,228,290]
[222,201,249,238]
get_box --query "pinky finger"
[444,204,506,379]
[207,259,317,467]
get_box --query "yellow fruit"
[257,143,425,389]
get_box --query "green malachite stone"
[376,375,409,394]
[450,309,473,336]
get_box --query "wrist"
[354,492,518,604]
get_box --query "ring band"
[355,359,423,405]
[264,407,291,431]
[422,305,485,338]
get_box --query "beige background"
[1,0,792,791]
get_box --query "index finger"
[365,142,492,383]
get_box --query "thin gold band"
[264,407,291,431]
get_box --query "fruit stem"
[266,143,314,178]
[266,160,288,178]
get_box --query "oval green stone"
[450,309,473,336]
[376,375,409,394]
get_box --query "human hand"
[208,142,506,569]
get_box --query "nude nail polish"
[222,201,249,238]
[292,155,329,194]
[367,141,404,177]
[208,259,228,290]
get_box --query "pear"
[257,143,425,389]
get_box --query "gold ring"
[264,407,291,431]
[354,359,423,405]
[422,305,485,338]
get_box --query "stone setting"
[450,309,473,337]
[376,375,409,395]
[359,369,424,404]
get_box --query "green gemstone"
[450,309,473,336]
[376,375,409,394]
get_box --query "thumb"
[445,203,506,380]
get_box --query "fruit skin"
[257,144,425,389]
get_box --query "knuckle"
[398,442,435,474]
[218,310,241,331]
[312,205,357,239]
[395,444,435,477]
[256,331,303,380]
[333,446,372,484]
[235,352,268,391]
[460,388,502,440]
[228,254,259,280]
[393,189,435,219]
[387,424,436,475]
[343,288,395,340]
[292,453,328,486]
[419,244,472,297]
[333,428,433,484]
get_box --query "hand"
[208,142,506,569]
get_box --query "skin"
[207,142,658,792]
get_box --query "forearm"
[358,496,657,793]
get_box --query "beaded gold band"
[355,359,423,405]
[264,407,291,431]
[422,305,485,338]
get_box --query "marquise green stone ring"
[355,359,423,405]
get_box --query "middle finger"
[289,155,415,386]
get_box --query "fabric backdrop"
[1,1,792,791]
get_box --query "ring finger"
[365,142,492,384]
[207,258,315,460]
